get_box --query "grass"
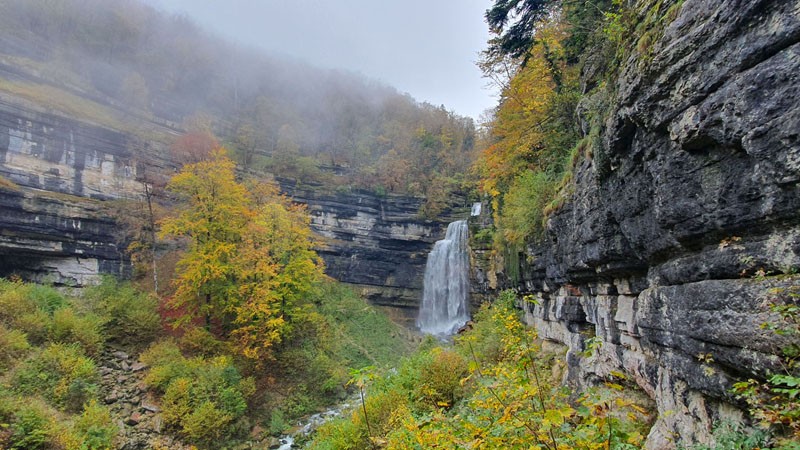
[315,281,416,371]
[0,77,172,144]
[0,78,125,129]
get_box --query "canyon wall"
[0,92,465,307]
[280,180,468,317]
[479,0,800,447]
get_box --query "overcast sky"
[145,0,497,121]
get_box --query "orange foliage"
[170,129,219,165]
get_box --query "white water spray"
[417,220,470,335]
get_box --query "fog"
[145,0,496,121]
[0,0,480,200]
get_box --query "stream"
[276,396,358,449]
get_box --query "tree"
[485,0,556,62]
[233,123,258,170]
[478,27,562,199]
[170,114,220,165]
[160,149,324,360]
[160,148,251,330]
[231,185,324,360]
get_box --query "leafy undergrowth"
[0,277,415,449]
[308,290,653,450]
[242,280,418,440]
[0,277,157,449]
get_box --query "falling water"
[471,202,482,217]
[417,220,470,335]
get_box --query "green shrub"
[281,388,316,419]
[72,400,118,450]
[414,348,468,410]
[50,308,105,356]
[500,170,556,246]
[178,326,229,357]
[25,284,67,314]
[141,340,192,392]
[0,280,66,322]
[472,227,494,245]
[80,276,160,347]
[13,311,51,347]
[0,280,76,347]
[9,404,51,450]
[308,417,365,450]
[0,393,105,450]
[181,400,233,444]
[0,324,31,370]
[357,388,407,437]
[141,340,254,445]
[688,421,770,450]
[0,280,38,325]
[268,409,288,436]
[12,343,98,412]
[0,395,64,450]
[456,290,517,364]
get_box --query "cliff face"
[0,95,155,285]
[503,0,800,447]
[280,180,466,316]
[0,93,463,306]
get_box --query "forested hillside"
[0,0,476,202]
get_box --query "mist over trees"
[0,0,477,201]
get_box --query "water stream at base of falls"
[416,220,470,336]
[277,395,358,448]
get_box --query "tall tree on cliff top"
[160,149,323,359]
[486,0,555,62]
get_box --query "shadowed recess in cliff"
[416,220,470,335]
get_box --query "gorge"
[0,0,797,448]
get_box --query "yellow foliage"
[160,148,324,361]
[477,19,569,199]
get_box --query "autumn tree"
[231,182,324,360]
[160,148,251,330]
[477,14,580,247]
[478,23,565,199]
[170,114,220,165]
[160,148,324,360]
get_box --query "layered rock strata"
[0,91,466,304]
[499,0,800,447]
[280,180,467,315]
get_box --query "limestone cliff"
[480,0,800,447]
[0,91,465,306]
[280,180,468,317]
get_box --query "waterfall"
[470,202,481,217]
[417,220,470,335]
